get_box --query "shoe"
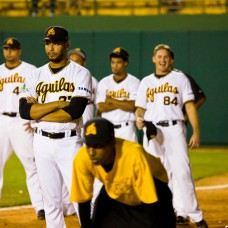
[37,209,45,220]
[176,216,189,225]
[195,220,208,228]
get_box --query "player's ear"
[65,41,70,49]
[18,49,22,57]
[170,57,174,65]
[152,56,155,63]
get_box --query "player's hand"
[136,117,144,130]
[23,122,34,133]
[188,132,200,149]
[26,96,37,104]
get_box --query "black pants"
[91,178,176,228]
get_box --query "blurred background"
[0,0,228,145]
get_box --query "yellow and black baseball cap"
[68,48,86,60]
[109,47,129,61]
[83,117,115,147]
[42,26,69,43]
[153,44,174,59]
[3,38,21,49]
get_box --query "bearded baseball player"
[96,47,140,143]
[0,38,44,219]
[135,44,208,228]
[19,26,92,228]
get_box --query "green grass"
[0,152,30,207]
[189,149,228,181]
[0,149,228,208]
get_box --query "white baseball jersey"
[82,76,98,124]
[136,70,204,222]
[0,61,44,212]
[0,61,36,113]
[20,61,92,132]
[96,73,140,123]
[135,70,194,122]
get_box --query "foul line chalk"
[0,204,32,211]
[1,184,228,211]
[196,184,228,190]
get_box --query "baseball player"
[168,52,207,224]
[68,47,98,128]
[70,117,176,228]
[0,38,44,220]
[19,26,92,228]
[135,44,208,228]
[96,47,140,142]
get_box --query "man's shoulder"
[76,146,88,159]
[98,74,113,83]
[140,74,154,83]
[170,70,188,81]
[127,73,140,83]
[22,61,36,68]
[0,63,5,69]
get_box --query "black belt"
[156,120,177,127]
[114,122,129,129]
[34,128,76,139]
[2,112,17,117]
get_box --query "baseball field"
[0,148,228,227]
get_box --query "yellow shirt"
[70,138,168,206]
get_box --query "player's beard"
[47,52,64,63]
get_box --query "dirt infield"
[0,173,227,228]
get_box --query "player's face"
[45,41,67,63]
[110,57,128,76]
[152,49,173,75]
[69,54,85,67]
[86,140,115,166]
[3,47,21,62]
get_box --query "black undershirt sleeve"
[19,98,33,120]
[62,97,88,120]
[78,201,92,228]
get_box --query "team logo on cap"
[75,48,81,52]
[6,39,13,45]
[47,27,55,36]
[113,47,121,53]
[85,123,97,136]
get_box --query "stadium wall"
[0,15,227,145]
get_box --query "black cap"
[3,38,21,49]
[83,117,115,147]
[43,26,69,43]
[68,48,86,60]
[109,47,129,61]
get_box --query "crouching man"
[70,117,176,228]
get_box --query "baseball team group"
[0,25,208,228]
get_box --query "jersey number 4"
[164,96,178,106]
[13,86,20,95]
